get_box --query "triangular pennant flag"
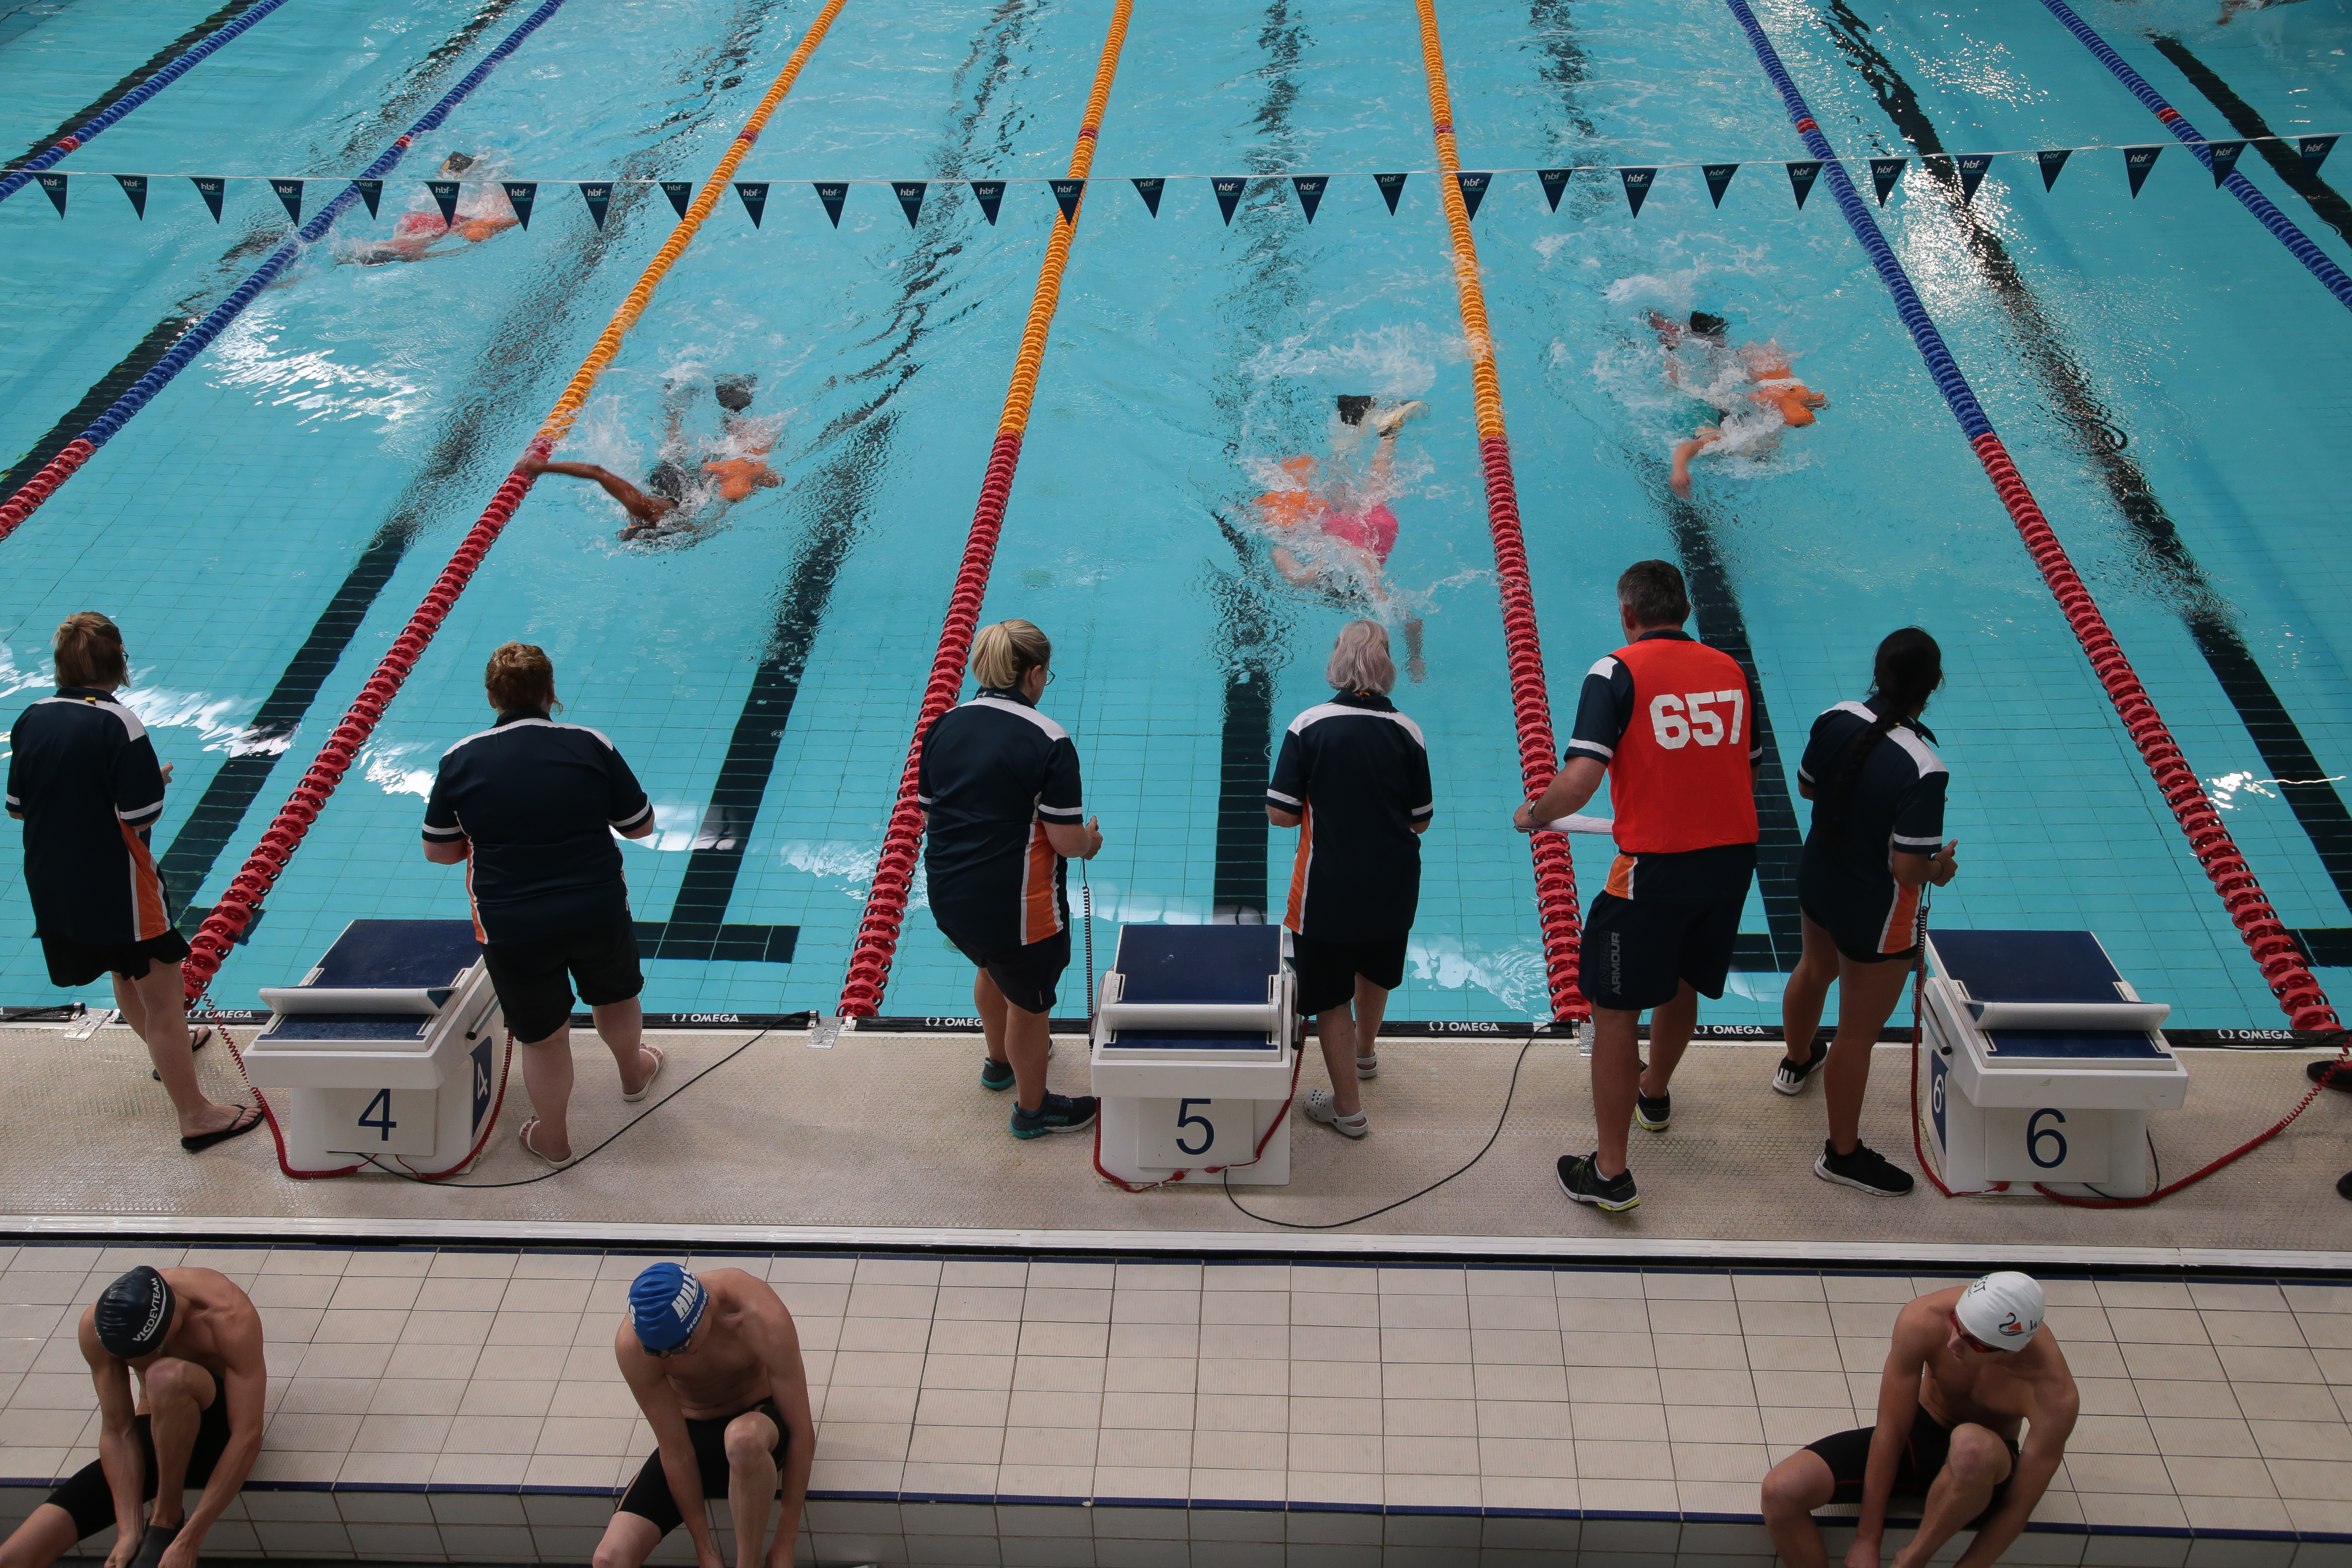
[1130,176,1162,216]
[2300,134,2339,177]
[1870,157,1905,206]
[1619,167,1656,217]
[191,176,225,221]
[1214,176,1245,225]
[2205,139,2245,186]
[733,182,768,226]
[270,178,303,225]
[1539,168,1570,212]
[1293,175,1328,223]
[36,172,65,217]
[353,178,381,219]
[2035,148,2072,191]
[1956,155,1991,203]
[1050,178,1084,223]
[814,182,846,227]
[578,181,611,229]
[1705,163,1739,207]
[972,180,1004,225]
[2124,144,2162,197]
[501,181,537,230]
[894,181,925,226]
[114,174,147,219]
[1786,161,1822,209]
[428,180,460,226]
[1456,171,1490,220]
[1375,172,1407,214]
[662,181,692,220]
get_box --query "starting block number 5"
[1134,1097,1250,1167]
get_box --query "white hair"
[1325,620,1396,695]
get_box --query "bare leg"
[1271,546,1318,587]
[1314,1008,1361,1118]
[975,969,1009,1068]
[588,1511,662,1568]
[1640,981,1700,1100]
[1352,976,1390,1065]
[1779,913,1839,1070]
[723,1411,781,1568]
[1590,1004,1642,1178]
[517,1028,577,1160]
[1759,1448,1838,1568]
[997,980,1054,1114]
[1823,955,1914,1155]
[118,962,241,1138]
[142,1358,214,1528]
[1891,1429,2010,1568]
[0,1504,78,1568]
[593,1000,656,1097]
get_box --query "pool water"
[1,0,2347,1027]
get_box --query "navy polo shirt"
[918,687,1084,951]
[7,687,172,944]
[1267,692,1433,943]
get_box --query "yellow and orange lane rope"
[1411,0,1585,1019]
[838,0,1135,1016]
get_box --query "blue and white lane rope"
[0,0,569,539]
[0,0,298,206]
[2036,0,2352,314]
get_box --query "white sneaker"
[1303,1087,1368,1139]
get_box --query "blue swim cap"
[629,1264,707,1353]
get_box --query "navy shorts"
[940,924,1068,1016]
[1578,890,1742,1013]
[481,918,644,1043]
[40,928,191,989]
[1290,931,1408,1016]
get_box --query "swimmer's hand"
[1844,1531,1882,1568]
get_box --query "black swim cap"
[714,375,756,414]
[443,152,477,175]
[1335,394,1374,427]
[93,1267,175,1360]
[1688,312,1730,338]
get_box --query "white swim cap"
[1955,1271,2045,1351]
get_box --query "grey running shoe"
[1011,1092,1098,1140]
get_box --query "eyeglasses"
[1948,1310,1998,1355]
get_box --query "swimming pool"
[1,0,2347,1028]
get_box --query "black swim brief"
[1803,1403,2019,1527]
[45,1367,233,1538]
[616,1398,786,1536]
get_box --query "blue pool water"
[1,0,2347,1027]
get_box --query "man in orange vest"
[1514,560,1760,1211]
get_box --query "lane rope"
[180,0,854,1008]
[0,0,571,542]
[835,0,1135,1017]
[2036,0,2352,314]
[1408,0,1584,1021]
[1722,0,2336,1033]
[0,0,295,206]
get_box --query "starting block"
[1922,930,2187,1196]
[242,920,508,1177]
[1090,924,1297,1187]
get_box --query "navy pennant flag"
[1786,161,1822,209]
[1375,172,1407,214]
[661,181,693,220]
[1955,155,1991,203]
[1619,167,1656,217]
[2301,134,2339,177]
[734,182,768,227]
[972,180,1004,225]
[271,178,304,224]
[1130,176,1162,216]
[353,178,382,218]
[1050,178,1085,223]
[191,176,225,221]
[894,181,925,226]
[2035,148,2072,191]
[1456,171,1490,219]
[1704,163,1738,207]
[1539,168,1570,212]
[1870,157,1906,205]
[428,179,461,226]
[1293,175,1328,223]
[36,172,65,216]
[114,174,147,219]
[579,181,612,229]
[814,182,847,227]
[2124,144,2162,197]
[2204,140,2245,186]
[1214,176,1245,225]
[501,181,537,229]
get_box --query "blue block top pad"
[258,1014,433,1045]
[1112,924,1283,1005]
[1983,1029,2169,1060]
[309,919,481,991]
[1932,930,2122,1003]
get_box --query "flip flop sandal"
[517,1117,576,1170]
[621,1044,666,1104]
[153,1025,213,1081]
[180,1102,265,1153]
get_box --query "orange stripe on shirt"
[119,822,169,941]
[1881,882,1921,954]
[1022,822,1061,946]
[1284,804,1312,933]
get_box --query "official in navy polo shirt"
[918,620,1104,1141]
[422,643,660,1168]
[1266,620,1433,1142]
[7,614,262,1153]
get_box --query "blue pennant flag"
[114,174,147,219]
[1456,171,1490,219]
[1130,177,1162,216]
[1704,163,1738,207]
[191,176,225,221]
[352,178,381,219]
[1619,167,1656,217]
[814,182,847,227]
[895,181,925,226]
[1293,175,1328,223]
[1786,161,1822,209]
[2035,148,2072,191]
[661,181,692,220]
[502,181,537,230]
[2204,140,2245,186]
[578,182,612,229]
[1539,168,1570,212]
[1955,155,1991,203]
[2301,134,2339,177]
[270,179,303,225]
[427,180,460,226]
[972,181,1004,225]
[36,172,65,216]
[734,182,768,227]
[1869,157,1905,205]
[2124,145,2162,197]
[1214,176,1245,225]
[1050,178,1085,223]
[1375,172,1407,214]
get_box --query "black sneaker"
[980,1058,1016,1092]
[1814,1139,1914,1196]
[2308,1059,2352,1093]
[1011,1092,1098,1140]
[1557,1152,1640,1212]
[1634,1089,1671,1132]
[1774,1038,1829,1096]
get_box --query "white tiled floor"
[2,1242,2350,1564]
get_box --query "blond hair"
[971,620,1051,691]
[484,642,559,713]
[54,612,127,690]
[1324,619,1396,695]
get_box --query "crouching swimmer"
[0,1266,265,1568]
[1761,1273,2077,1568]
[595,1264,814,1568]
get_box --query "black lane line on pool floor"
[2,0,275,174]
[1821,0,2352,966]
[2148,34,2352,251]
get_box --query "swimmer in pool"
[1261,395,1428,679]
[1648,314,1829,499]
[524,375,782,541]
[345,153,520,265]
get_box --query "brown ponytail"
[484,642,559,713]
[54,612,127,690]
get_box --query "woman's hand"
[1929,839,1958,887]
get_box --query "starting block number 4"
[1133,1097,1253,1167]
[320,1085,436,1157]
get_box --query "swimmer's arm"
[84,1318,147,1561]
[185,1309,269,1553]
[1515,755,1606,833]
[755,1302,816,1565]
[1953,1384,2076,1568]
[520,458,674,525]
[621,1347,723,1565]
[1858,1306,1937,1555]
